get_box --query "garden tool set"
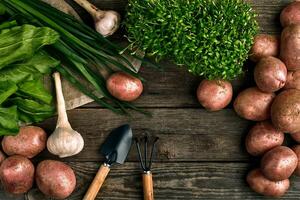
[83,124,159,200]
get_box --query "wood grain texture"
[25,162,300,200]
[37,108,252,162]
[2,1,299,200]
[83,164,111,200]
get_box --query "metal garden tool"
[135,136,159,200]
[83,124,133,200]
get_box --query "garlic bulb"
[94,10,121,37]
[47,72,84,158]
[73,0,120,37]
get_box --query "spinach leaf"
[16,79,53,104]
[0,106,19,135]
[0,81,17,104]
[0,20,17,30]
[8,97,55,123]
[0,24,59,69]
[0,51,58,83]
[0,64,40,83]
[23,51,60,74]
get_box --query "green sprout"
[125,0,258,80]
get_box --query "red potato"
[0,150,6,164]
[233,87,275,121]
[254,57,287,92]
[0,155,34,194]
[245,121,284,156]
[280,1,300,27]
[292,145,300,176]
[106,72,143,102]
[284,70,300,90]
[36,160,76,199]
[291,132,300,143]
[196,80,233,111]
[280,25,300,70]
[261,146,298,181]
[249,34,280,62]
[271,89,300,133]
[2,126,47,158]
[247,168,290,197]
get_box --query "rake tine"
[135,137,146,171]
[144,136,148,170]
[148,137,159,170]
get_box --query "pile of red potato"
[0,126,76,199]
[197,1,300,197]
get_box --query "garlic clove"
[47,127,84,158]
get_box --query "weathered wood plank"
[23,162,300,200]
[37,108,253,162]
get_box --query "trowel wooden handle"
[83,164,110,200]
[142,172,154,200]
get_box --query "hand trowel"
[83,124,133,200]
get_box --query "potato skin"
[291,132,300,143]
[292,145,300,176]
[196,80,233,111]
[36,160,76,199]
[106,72,143,102]
[261,146,298,181]
[249,34,280,62]
[0,150,6,164]
[233,87,275,121]
[254,57,287,92]
[280,1,300,27]
[271,89,300,133]
[284,70,300,90]
[246,121,284,156]
[247,168,290,197]
[2,126,47,158]
[280,25,300,70]
[0,155,34,194]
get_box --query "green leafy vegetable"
[17,79,53,104]
[0,81,17,104]
[125,0,258,80]
[14,50,60,74]
[0,24,59,69]
[0,20,17,30]
[8,97,55,123]
[0,23,57,135]
[0,106,19,135]
[0,51,59,83]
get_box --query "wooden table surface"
[1,0,300,199]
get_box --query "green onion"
[1,0,156,115]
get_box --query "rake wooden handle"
[83,164,110,200]
[142,172,154,200]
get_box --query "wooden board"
[2,0,300,200]
[24,162,300,199]
[38,108,252,162]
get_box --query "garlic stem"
[48,72,84,158]
[73,0,102,17]
[73,0,120,37]
[53,72,71,129]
